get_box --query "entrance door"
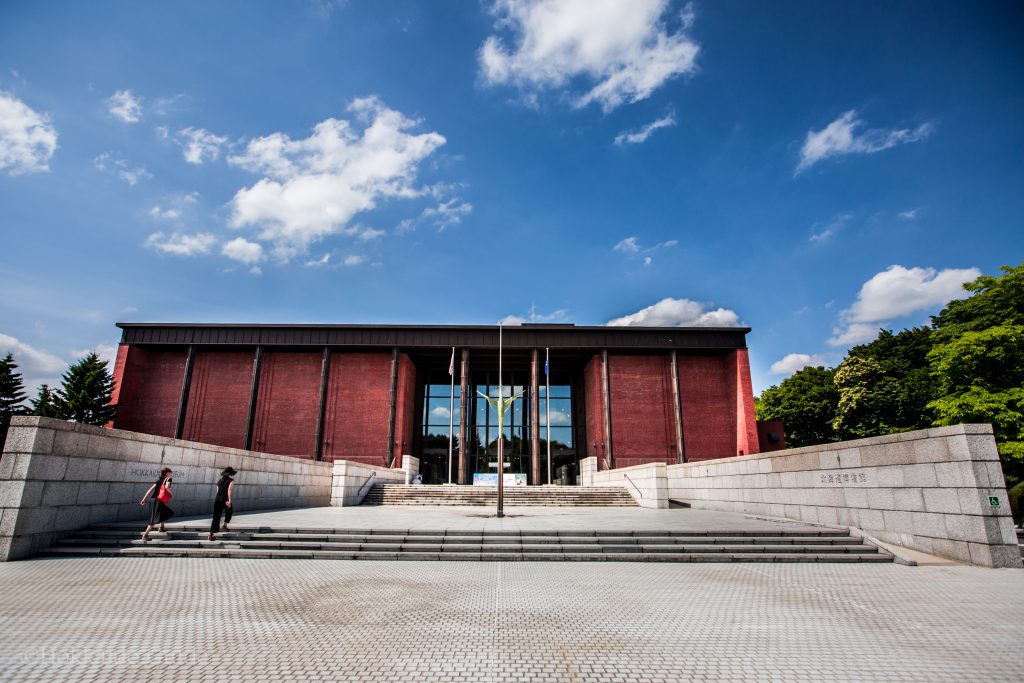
[467,370,579,485]
[471,371,528,483]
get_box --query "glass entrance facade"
[418,368,578,484]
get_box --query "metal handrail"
[357,471,377,498]
[623,473,642,499]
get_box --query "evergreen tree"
[0,352,28,446]
[0,353,27,417]
[30,384,62,419]
[55,352,117,425]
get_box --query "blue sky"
[1,0,1021,397]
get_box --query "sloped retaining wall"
[579,458,667,508]
[0,416,333,561]
[667,424,1021,568]
[331,456,415,506]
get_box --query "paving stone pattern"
[0,557,1021,682]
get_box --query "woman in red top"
[139,467,173,541]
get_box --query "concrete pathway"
[0,506,1022,681]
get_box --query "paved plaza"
[0,507,1022,682]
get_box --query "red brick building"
[111,323,763,484]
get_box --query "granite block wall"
[667,424,1021,568]
[0,416,333,561]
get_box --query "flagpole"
[447,346,455,485]
[497,324,504,518]
[545,347,551,486]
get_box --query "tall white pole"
[545,347,551,486]
[497,324,504,517]
[447,346,455,485]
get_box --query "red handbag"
[157,482,173,504]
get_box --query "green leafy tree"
[931,263,1024,343]
[757,366,839,448]
[833,327,936,438]
[30,384,62,419]
[55,352,117,425]
[928,263,1024,484]
[1,352,28,447]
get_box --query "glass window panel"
[539,399,572,427]
[548,384,571,398]
[427,398,459,426]
[429,383,451,398]
[548,427,573,451]
[426,398,459,425]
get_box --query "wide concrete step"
[42,524,893,563]
[360,484,638,507]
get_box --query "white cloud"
[770,353,826,375]
[305,254,331,268]
[613,236,640,253]
[898,208,921,220]
[0,92,57,175]
[93,152,151,185]
[828,265,981,346]
[614,236,678,257]
[148,206,181,220]
[607,298,742,327]
[498,307,570,326]
[0,332,67,376]
[355,226,385,241]
[343,254,365,267]
[107,89,142,123]
[227,96,445,261]
[430,405,452,420]
[177,127,228,164]
[614,113,676,145]
[809,212,853,244]
[422,198,473,230]
[479,0,699,112]
[222,237,264,264]
[797,110,935,173]
[70,343,118,370]
[145,231,216,256]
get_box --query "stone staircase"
[40,524,893,563]
[361,484,638,506]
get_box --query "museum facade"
[110,323,771,485]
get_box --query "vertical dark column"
[530,348,540,485]
[174,345,196,440]
[601,349,613,469]
[670,350,686,463]
[385,347,399,467]
[243,346,263,451]
[458,349,470,485]
[314,347,331,461]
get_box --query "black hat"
[221,467,237,476]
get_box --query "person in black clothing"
[208,467,236,541]
[139,467,174,541]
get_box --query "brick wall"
[182,350,255,450]
[608,355,676,467]
[392,354,417,466]
[322,353,392,466]
[252,351,323,457]
[112,346,186,438]
[734,349,760,456]
[583,355,606,468]
[678,353,736,460]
